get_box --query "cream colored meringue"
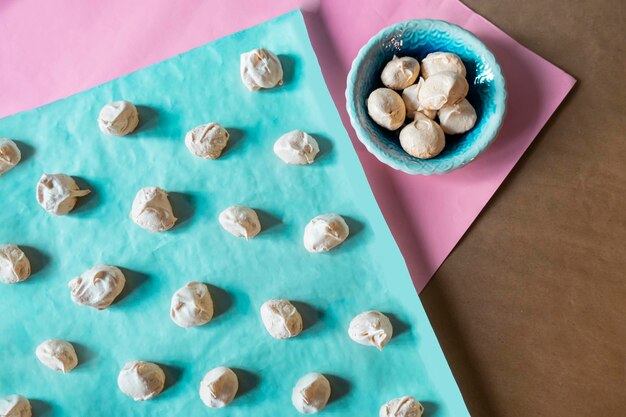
[367,88,406,130]
[240,48,283,91]
[348,310,393,350]
[219,206,261,239]
[402,79,436,120]
[399,113,445,159]
[292,373,331,414]
[118,361,165,401]
[185,123,230,159]
[170,281,214,328]
[130,187,177,232]
[35,339,78,373]
[303,213,349,253]
[0,138,21,176]
[260,299,303,339]
[36,173,90,216]
[0,395,31,417]
[418,71,469,111]
[98,101,139,136]
[68,265,126,310]
[199,366,239,408]
[420,52,467,79]
[381,55,420,90]
[0,245,31,285]
[437,98,477,135]
[273,130,320,165]
[380,396,424,417]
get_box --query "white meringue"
[35,339,78,373]
[0,245,31,284]
[260,299,303,339]
[303,214,349,253]
[36,173,90,216]
[399,113,445,159]
[0,138,21,176]
[98,101,139,136]
[381,55,420,90]
[240,48,283,91]
[199,366,239,408]
[170,281,214,328]
[418,71,468,111]
[348,310,393,350]
[367,88,406,131]
[437,98,477,135]
[380,396,424,417]
[117,361,165,401]
[0,395,31,417]
[401,79,436,120]
[420,52,467,79]
[68,265,126,310]
[273,130,319,165]
[291,373,331,414]
[185,123,230,159]
[130,187,177,232]
[218,206,261,239]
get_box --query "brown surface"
[419,0,626,416]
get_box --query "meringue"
[437,98,477,135]
[418,71,468,111]
[118,361,165,401]
[260,299,303,339]
[170,281,214,328]
[273,130,320,165]
[0,245,31,284]
[380,396,424,417]
[399,113,445,159]
[381,55,420,90]
[219,206,261,239]
[130,187,177,232]
[420,52,467,79]
[292,373,331,414]
[35,339,78,373]
[402,79,436,120]
[199,366,239,408]
[36,173,91,216]
[68,265,126,310]
[348,310,393,350]
[367,88,406,130]
[303,214,349,253]
[185,123,230,159]
[240,48,283,91]
[0,395,31,417]
[98,101,139,136]
[0,138,21,176]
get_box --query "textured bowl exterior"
[346,19,507,175]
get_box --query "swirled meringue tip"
[240,48,283,91]
[199,366,239,408]
[0,244,31,284]
[36,173,91,216]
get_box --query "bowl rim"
[345,19,507,175]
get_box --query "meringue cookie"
[68,265,126,310]
[399,113,445,159]
[130,187,177,232]
[0,138,21,176]
[240,48,283,91]
[260,299,303,339]
[273,130,319,165]
[0,245,31,284]
[303,214,349,253]
[381,55,420,90]
[402,79,436,120]
[170,281,214,328]
[348,310,393,350]
[418,71,469,111]
[219,206,261,239]
[0,395,31,417]
[380,396,424,417]
[98,101,139,136]
[185,123,230,159]
[367,88,406,130]
[117,361,165,401]
[36,173,90,216]
[437,98,477,135]
[292,373,331,414]
[199,366,239,408]
[35,339,78,373]
[420,52,467,79]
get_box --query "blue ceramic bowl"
[346,19,507,175]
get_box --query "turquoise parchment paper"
[0,11,471,417]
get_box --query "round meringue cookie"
[420,52,467,79]
[260,299,303,339]
[399,113,445,159]
[292,373,331,414]
[219,206,261,239]
[381,55,420,90]
[402,79,436,120]
[240,48,283,91]
[130,187,177,232]
[348,310,393,350]
[273,130,320,165]
[0,395,32,417]
[367,88,406,130]
[303,214,349,253]
[380,396,424,417]
[170,282,214,328]
[0,244,31,285]
[35,339,78,373]
[118,361,165,401]
[185,123,230,159]
[98,101,139,136]
[36,173,91,216]
[199,366,239,408]
[418,71,469,111]
[68,265,126,310]
[437,98,477,135]
[0,138,21,176]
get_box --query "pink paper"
[0,0,574,292]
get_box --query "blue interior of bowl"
[346,19,507,175]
